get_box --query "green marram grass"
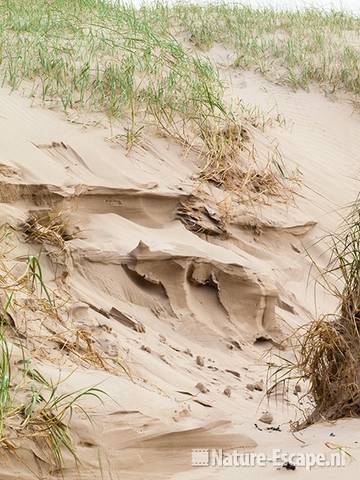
[0,0,233,153]
[0,0,291,196]
[1,1,359,121]
[0,237,106,469]
[0,1,358,188]
[174,3,360,94]
[0,285,104,469]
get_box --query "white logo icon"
[192,449,210,467]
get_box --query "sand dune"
[0,23,359,479]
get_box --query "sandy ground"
[0,51,359,479]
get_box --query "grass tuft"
[0,0,288,201]
[269,200,360,427]
[22,212,73,251]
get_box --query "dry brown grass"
[269,201,360,428]
[21,212,73,250]
[297,317,360,425]
[53,328,129,375]
[198,120,288,200]
[177,193,229,237]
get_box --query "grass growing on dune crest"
[0,1,358,196]
[0,0,230,148]
[1,1,358,199]
[175,4,360,94]
[0,0,287,198]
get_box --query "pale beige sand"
[0,54,359,479]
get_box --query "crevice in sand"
[123,264,170,302]
[129,241,280,342]
[187,261,231,324]
[34,141,93,174]
[0,182,187,227]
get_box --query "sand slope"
[0,64,359,479]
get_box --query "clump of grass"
[0,249,106,468]
[0,313,106,469]
[22,211,73,250]
[269,200,360,427]
[175,3,360,95]
[198,121,286,198]
[22,381,105,468]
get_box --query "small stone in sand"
[259,412,273,424]
[195,382,209,394]
[246,380,263,392]
[282,462,296,471]
[160,354,171,365]
[196,355,205,367]
[225,369,241,378]
[141,345,151,353]
[173,408,191,422]
[294,384,301,394]
[253,380,264,391]
[223,387,231,397]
